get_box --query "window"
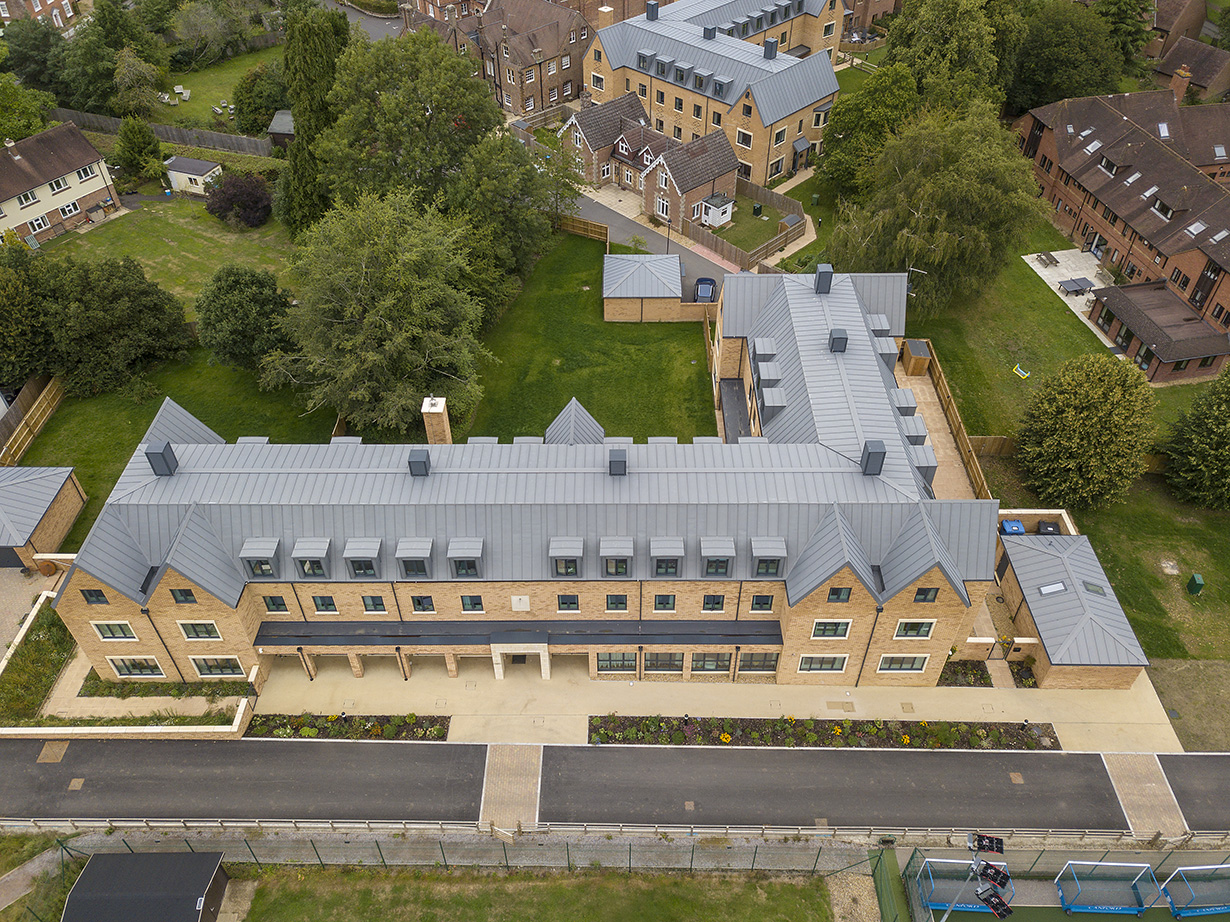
[673,126,682,140]
[506,67,516,83]
[402,558,428,578]
[1173,359,1190,371]
[580,26,587,39]
[768,157,784,178]
[312,595,337,613]
[813,111,827,129]
[739,652,778,672]
[170,588,196,604]
[524,69,535,83]
[741,21,749,35]
[593,48,601,61]
[597,652,637,672]
[592,74,604,90]
[461,595,484,612]
[692,653,731,672]
[17,190,38,207]
[558,594,580,611]
[180,622,220,640]
[350,558,376,578]
[756,558,781,576]
[503,44,510,57]
[1096,305,1115,332]
[750,594,773,611]
[264,595,288,613]
[625,168,633,184]
[812,620,850,638]
[693,103,702,119]
[454,559,478,577]
[773,127,787,146]
[714,80,726,99]
[674,96,683,112]
[605,557,629,576]
[654,594,675,612]
[1200,355,1216,367]
[702,594,724,611]
[712,112,722,127]
[188,177,199,187]
[704,557,729,576]
[59,201,80,219]
[780,30,787,43]
[49,176,69,193]
[692,201,702,220]
[895,621,934,639]
[827,587,851,603]
[913,587,939,603]
[93,622,135,640]
[878,655,929,672]
[110,657,163,678]
[548,60,556,75]
[655,89,665,104]
[1153,199,1174,220]
[0,3,9,16]
[799,655,847,672]
[644,652,684,672]
[742,103,752,117]
[736,130,753,148]
[562,54,571,69]
[487,59,495,76]
[412,595,435,613]
[601,163,612,179]
[655,556,677,575]
[606,594,628,611]
[655,118,664,131]
[693,74,704,90]
[638,83,647,97]
[554,557,579,577]
[823,21,835,36]
[363,595,386,613]
[81,589,109,605]
[192,656,244,677]
[298,558,326,578]
[28,215,48,232]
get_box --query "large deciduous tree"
[261,193,490,431]
[59,24,119,114]
[820,62,920,197]
[205,173,273,227]
[0,75,56,142]
[884,0,1000,107]
[232,62,291,135]
[316,30,504,204]
[196,265,293,371]
[825,103,1046,316]
[1165,367,1230,509]
[112,45,161,118]
[1008,1,1121,113]
[1017,354,1155,509]
[2,18,69,97]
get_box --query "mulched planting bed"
[246,713,449,741]
[938,660,993,687]
[78,668,251,700]
[1009,662,1038,688]
[590,714,1060,750]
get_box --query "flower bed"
[79,668,251,700]
[590,714,1059,750]
[1009,662,1038,688]
[938,660,993,687]
[246,712,449,741]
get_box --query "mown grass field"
[152,45,285,130]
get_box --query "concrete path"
[1101,753,1188,837]
[480,744,542,830]
[0,847,60,912]
[0,569,45,653]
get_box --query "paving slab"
[480,744,542,830]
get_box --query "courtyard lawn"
[40,199,295,317]
[712,195,784,252]
[244,868,834,922]
[465,235,717,442]
[152,45,285,130]
[20,348,335,551]
[835,48,886,94]
[776,170,838,271]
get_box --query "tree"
[1017,355,1155,508]
[196,265,292,370]
[205,172,273,227]
[2,18,69,97]
[0,235,53,386]
[46,257,192,395]
[113,45,161,118]
[278,4,350,234]
[262,193,490,431]
[1094,0,1153,65]
[172,1,233,68]
[820,62,920,197]
[59,24,118,113]
[1218,5,1230,51]
[135,0,179,33]
[316,30,504,205]
[114,117,163,176]
[1008,1,1121,113]
[983,0,1035,92]
[885,0,1000,107]
[232,62,290,135]
[1165,367,1230,509]
[93,0,168,70]
[826,103,1046,316]
[533,133,583,228]
[0,75,56,142]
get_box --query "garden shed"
[602,253,683,321]
[997,534,1148,689]
[62,852,229,922]
[164,156,222,194]
[0,467,85,570]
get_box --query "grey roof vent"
[703,24,716,38]
[764,37,778,59]
[407,448,431,477]
[814,262,833,293]
[860,439,886,476]
[646,0,658,19]
[829,328,847,353]
[609,447,627,476]
[146,441,178,476]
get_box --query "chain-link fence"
[903,846,1230,881]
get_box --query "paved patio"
[1022,248,1123,354]
[0,568,48,652]
[895,359,976,501]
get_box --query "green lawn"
[40,199,296,317]
[20,348,335,551]
[464,235,717,442]
[244,868,833,922]
[153,45,285,131]
[835,48,886,94]
[775,170,838,271]
[712,195,784,252]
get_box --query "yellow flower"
[920,720,928,727]
[720,732,732,743]
[902,734,911,744]
[833,727,842,735]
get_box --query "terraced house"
[586,0,841,183]
[51,262,1002,690]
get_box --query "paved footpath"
[0,848,58,912]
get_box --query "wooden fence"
[51,109,274,157]
[0,376,51,448]
[920,342,994,501]
[746,219,807,266]
[680,219,750,269]
[558,215,609,251]
[0,377,65,467]
[735,177,805,221]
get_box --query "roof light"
[1216,144,1228,161]
[1187,220,1208,237]
[1039,581,1066,596]
[1158,122,1170,138]
[1141,184,1159,199]
[1083,139,1102,154]
[1123,171,1141,185]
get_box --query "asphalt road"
[324,0,403,39]
[0,740,485,821]
[539,747,1130,830]
[1158,754,1230,833]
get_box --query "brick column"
[422,395,453,444]
[445,653,459,678]
[347,653,365,678]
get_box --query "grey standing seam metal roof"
[1001,535,1148,667]
[62,852,225,922]
[0,467,73,547]
[163,156,220,176]
[545,397,607,445]
[603,253,684,298]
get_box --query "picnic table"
[1058,277,1096,295]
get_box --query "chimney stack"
[860,440,886,476]
[146,441,179,477]
[645,0,658,20]
[598,4,614,27]
[1170,64,1193,101]
[813,262,833,293]
[407,448,431,477]
[421,395,454,445]
[3,139,15,148]
[829,328,847,353]
[763,37,778,59]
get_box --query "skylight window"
[1216,145,1228,161]
[1187,220,1208,237]
[1158,122,1170,139]
[1082,581,1106,596]
[1079,128,1093,138]
[1141,184,1159,200]
[1123,171,1141,186]
[1039,582,1066,596]
[1214,229,1230,243]
[1066,124,1075,134]
[1084,139,1102,154]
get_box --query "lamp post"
[937,834,1013,922]
[665,217,672,254]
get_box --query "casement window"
[655,118,664,131]
[1173,359,1190,371]
[654,553,676,574]
[507,67,516,83]
[554,557,579,576]
[813,111,828,129]
[59,201,80,218]
[692,201,702,219]
[454,558,479,577]
[349,558,376,578]
[503,44,510,57]
[580,26,586,39]
[298,558,325,577]
[673,126,683,140]
[742,103,752,117]
[712,112,722,126]
[461,595,484,612]
[605,557,629,576]
[654,594,676,612]
[49,176,69,193]
[1200,355,1217,367]
[93,622,135,640]
[823,21,834,35]
[739,652,778,672]
[895,620,934,639]
[402,558,428,578]
[264,596,288,613]
[597,652,637,672]
[693,103,702,119]
[591,74,605,91]
[573,130,583,148]
[812,620,850,639]
[625,168,633,184]
[768,157,784,177]
[170,588,197,604]
[524,69,535,83]
[773,127,786,145]
[827,587,851,603]
[557,594,580,612]
[755,557,781,576]
[312,595,337,613]
[736,130,753,148]
[601,162,612,179]
[363,595,386,613]
[878,654,929,672]
[192,656,244,677]
[644,652,684,672]
[674,96,683,112]
[180,621,221,640]
[692,652,731,672]
[606,594,628,611]
[913,587,939,603]
[593,48,601,61]
[799,655,847,672]
[702,594,725,611]
[28,215,49,232]
[570,29,576,42]
[750,594,773,611]
[659,170,669,188]
[656,89,664,104]
[638,83,647,97]
[81,589,109,604]
[412,595,435,613]
[17,190,38,207]
[109,656,163,678]
[486,59,495,76]
[562,54,571,69]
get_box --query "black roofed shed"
[62,852,228,922]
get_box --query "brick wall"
[16,473,86,570]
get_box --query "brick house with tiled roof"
[1149,0,1206,59]
[1156,38,1230,101]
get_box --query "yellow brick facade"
[16,473,86,571]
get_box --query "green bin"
[811,194,820,206]
[752,202,763,217]
[1188,573,1205,595]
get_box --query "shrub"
[428,725,446,739]
[671,730,686,745]
[196,265,292,371]
[0,604,75,721]
[299,726,318,737]
[1165,366,1230,509]
[205,172,273,228]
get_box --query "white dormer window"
[618,138,629,154]
[1097,155,1116,176]
[1153,199,1174,220]
[643,151,651,165]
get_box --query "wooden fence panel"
[0,377,65,467]
[0,376,51,448]
[969,435,1017,457]
[747,220,806,266]
[735,177,805,219]
[923,344,993,501]
[680,219,751,269]
[51,109,273,156]
[559,215,609,251]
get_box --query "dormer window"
[396,537,433,579]
[675,67,686,82]
[1097,155,1117,176]
[694,74,704,89]
[550,537,583,577]
[344,538,381,579]
[600,537,632,577]
[448,538,483,577]
[714,80,726,99]
[752,537,786,578]
[1153,199,1174,220]
[293,538,330,578]
[618,138,629,154]
[651,537,684,577]
[701,537,734,577]
[638,53,648,69]
[643,151,652,165]
[656,61,667,75]
[240,538,279,579]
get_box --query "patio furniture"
[181,89,191,100]
[174,84,184,93]
[1059,277,1095,295]
[1035,251,1060,267]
